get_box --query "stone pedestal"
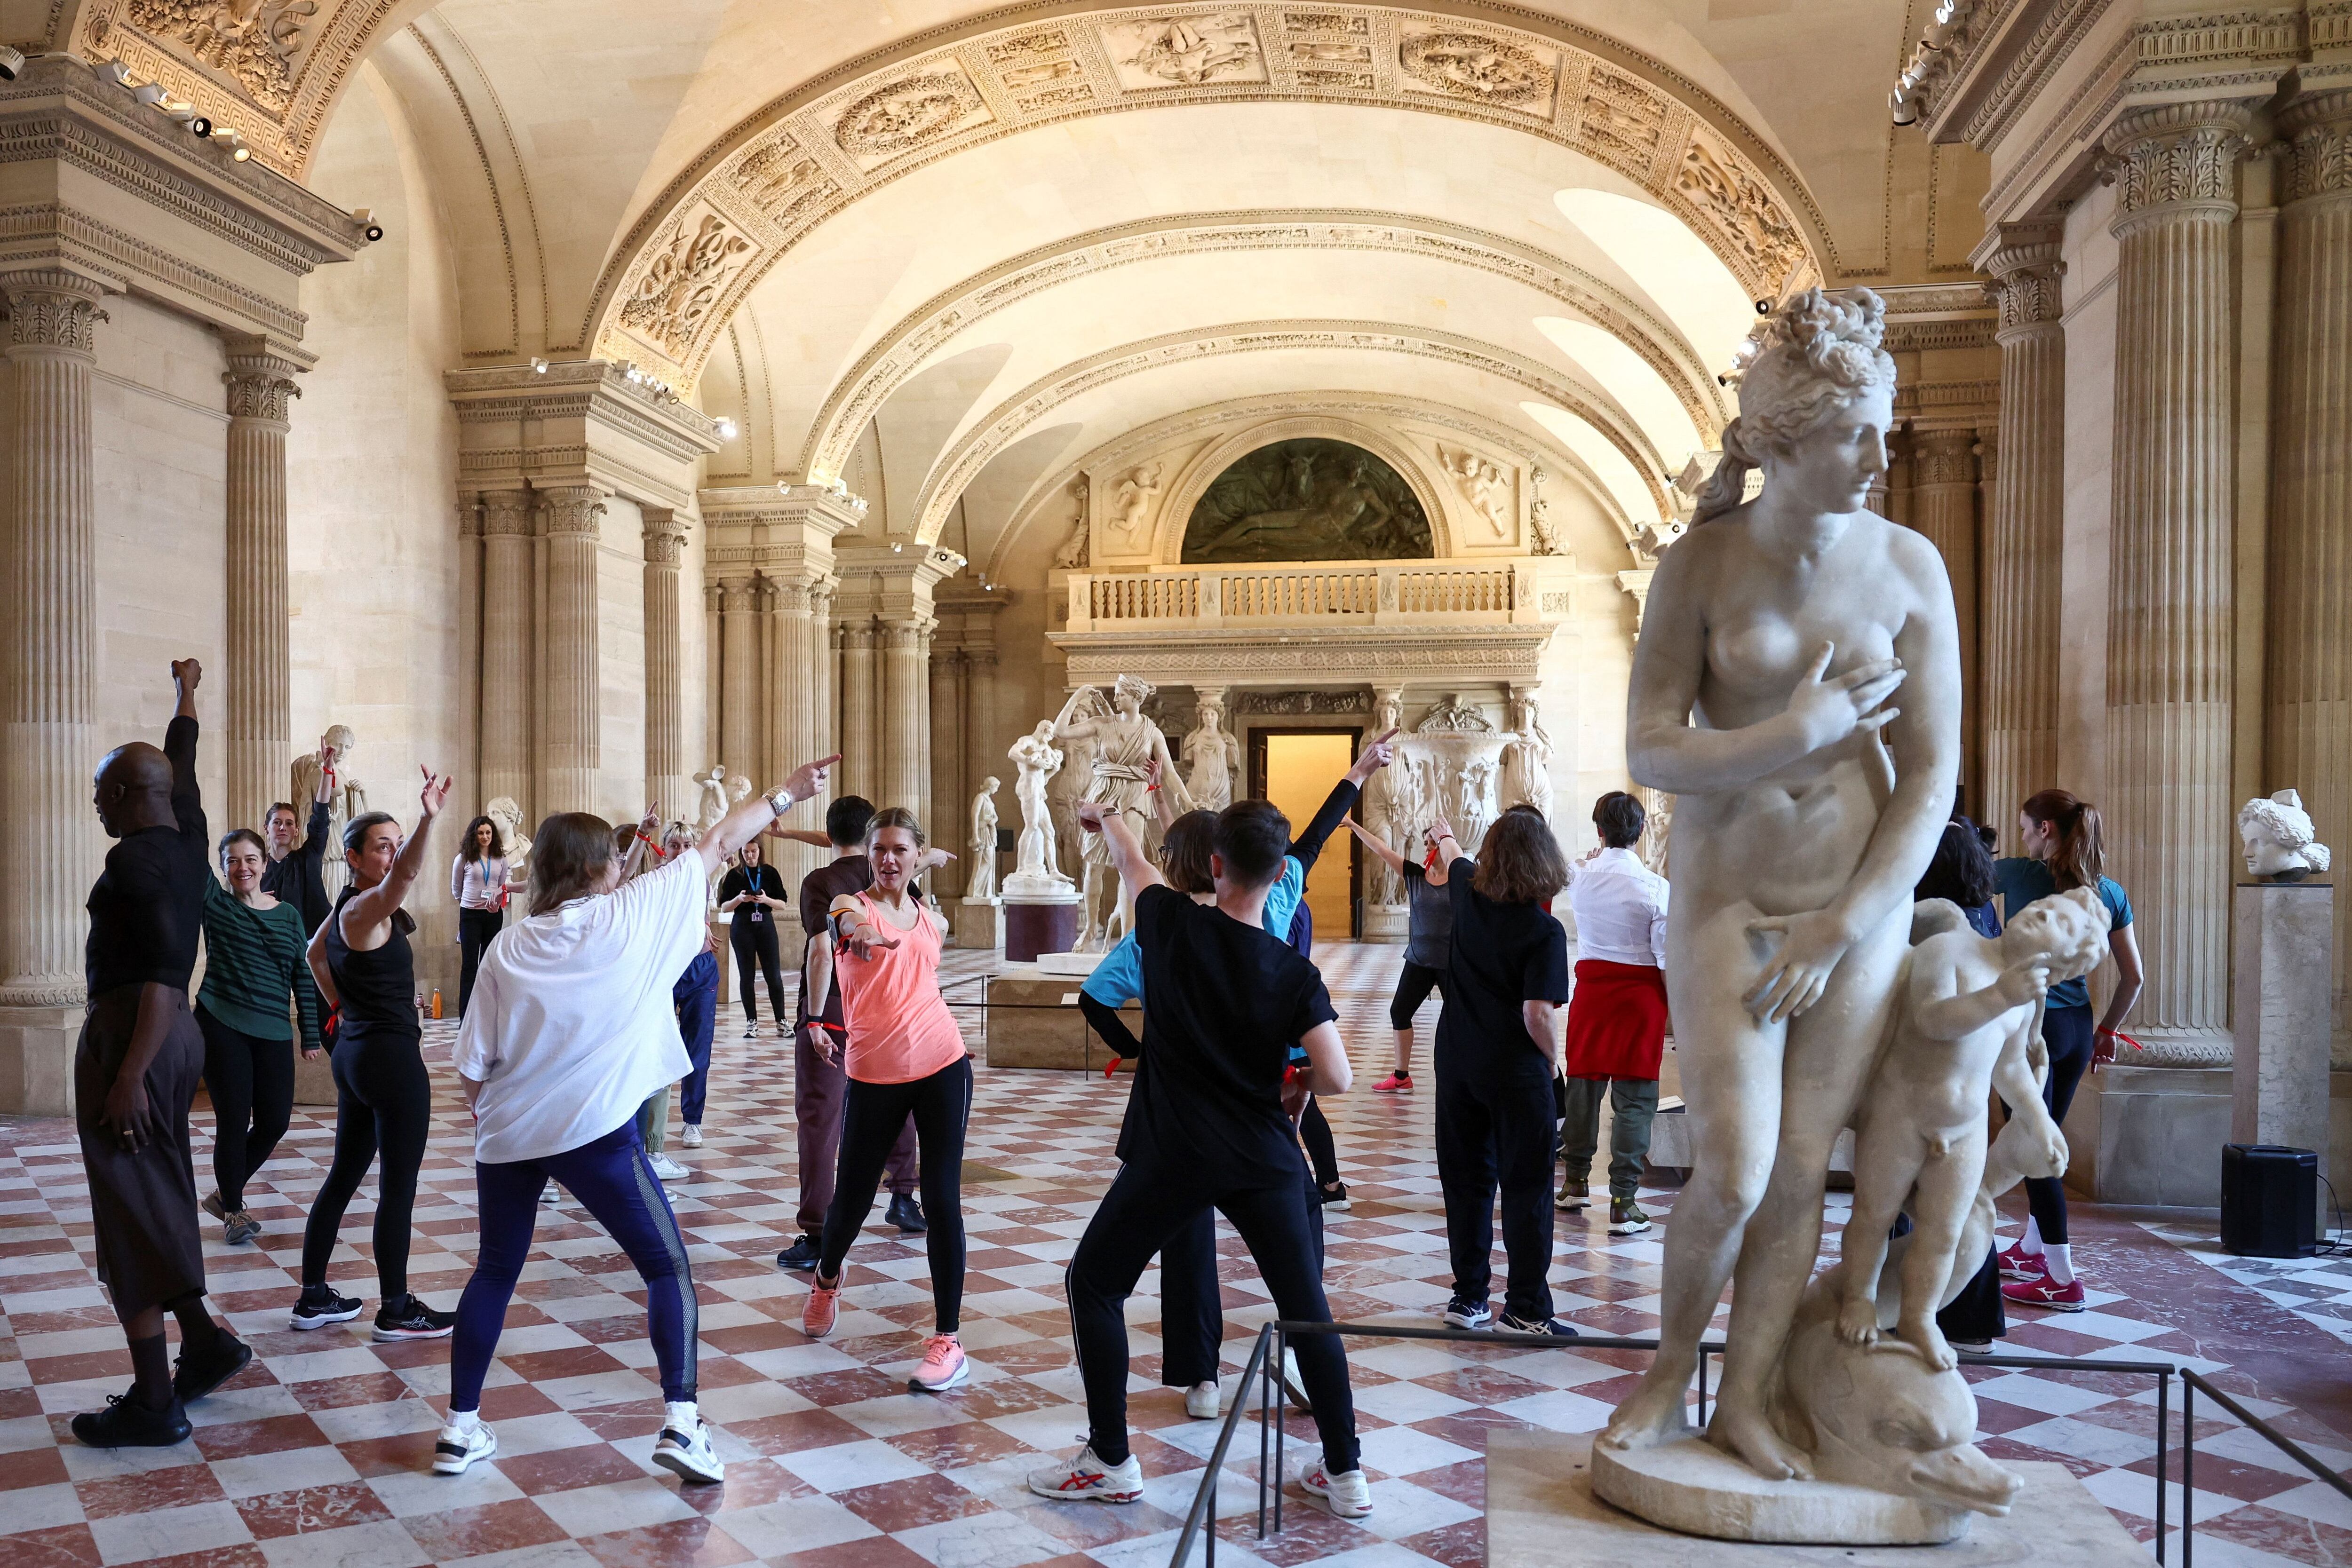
[1490,1432,2145,1566]
[2060,1064,2233,1206]
[1362,903,1408,942]
[0,1006,79,1115]
[953,896,1004,950]
[293,1045,335,1108]
[985,968,1137,1070]
[2233,880,2337,1179]
[1004,892,1081,963]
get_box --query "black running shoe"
[777,1233,821,1271]
[1442,1297,1492,1330]
[290,1283,364,1330]
[71,1391,191,1449]
[1498,1312,1581,1340]
[887,1194,929,1234]
[172,1335,252,1403]
[373,1295,456,1342]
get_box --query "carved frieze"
[1101,14,1266,89]
[726,135,838,223]
[121,0,318,114]
[1398,28,1557,116]
[618,210,754,356]
[1674,133,1806,286]
[832,67,990,163]
[1236,689,1368,714]
[1581,66,1667,163]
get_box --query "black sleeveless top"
[325,885,420,1036]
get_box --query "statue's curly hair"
[1692,287,1897,525]
[2237,794,2333,869]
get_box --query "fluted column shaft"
[479,491,535,820]
[539,487,606,817]
[930,645,964,890]
[813,586,837,768]
[702,584,722,768]
[1983,229,2066,847]
[0,273,106,1006]
[1912,427,1982,814]
[222,344,301,834]
[840,625,876,803]
[2265,88,2352,1056]
[718,578,760,784]
[881,619,932,818]
[770,577,821,895]
[642,509,688,810]
[2102,103,2251,1050]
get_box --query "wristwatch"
[763,785,796,817]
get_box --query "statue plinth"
[2232,879,2336,1179]
[1589,1439,1970,1546]
[952,896,1005,951]
[1002,887,1082,964]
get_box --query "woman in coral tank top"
[800,807,974,1391]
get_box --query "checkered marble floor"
[4,942,2349,1568]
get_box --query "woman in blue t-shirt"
[1990,789,2143,1312]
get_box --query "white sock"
[2019,1217,2046,1256]
[665,1400,700,1434]
[448,1409,483,1434]
[2043,1244,2074,1286]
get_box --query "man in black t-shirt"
[1027,799,1372,1521]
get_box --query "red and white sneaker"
[1995,1240,2048,1282]
[1299,1461,1373,1519]
[803,1276,842,1338]
[1027,1444,1144,1503]
[911,1333,969,1391]
[2001,1275,2085,1312]
[1372,1073,1413,1093]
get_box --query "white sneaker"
[1027,1443,1144,1503]
[647,1152,689,1180]
[539,1183,562,1205]
[1299,1460,1373,1519]
[652,1418,725,1484]
[678,1124,703,1148]
[1185,1380,1220,1420]
[741,1024,758,1039]
[432,1418,496,1475]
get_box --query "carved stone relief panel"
[1100,13,1268,89]
[617,206,755,360]
[1672,130,1808,292]
[723,133,840,229]
[827,62,994,170]
[1396,26,1558,118]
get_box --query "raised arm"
[763,827,834,848]
[696,754,841,875]
[1077,800,1164,902]
[167,659,202,830]
[1912,948,2050,1042]
[341,767,451,937]
[1343,814,1407,875]
[1291,728,1396,874]
[1145,754,1178,832]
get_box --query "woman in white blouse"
[451,816,523,1018]
[431,752,837,1486]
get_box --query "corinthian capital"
[2,270,109,354]
[1912,427,1979,488]
[540,484,611,538]
[642,506,690,567]
[480,490,534,537]
[2100,102,2257,224]
[2279,88,2352,207]
[1979,222,2065,336]
[222,334,308,424]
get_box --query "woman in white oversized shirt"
[430,752,838,1486]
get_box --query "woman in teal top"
[199,829,324,1245]
[1989,789,2143,1313]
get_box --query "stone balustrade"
[1065,559,1536,632]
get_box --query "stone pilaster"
[642,508,688,810]
[702,582,722,768]
[0,270,106,1028]
[478,490,535,820]
[882,618,934,819]
[2264,87,2352,1060]
[840,623,877,804]
[1911,427,1981,815]
[719,577,760,785]
[815,585,838,763]
[540,485,607,818]
[930,644,965,888]
[770,573,827,895]
[2100,103,2253,1057]
[1980,223,2066,848]
[221,338,303,835]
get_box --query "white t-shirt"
[1565,847,1670,968]
[456,853,706,1163]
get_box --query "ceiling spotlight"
[363,221,383,240]
[1754,299,1772,314]
[715,417,738,440]
[188,114,213,137]
[97,58,132,87]
[891,541,903,553]
[0,45,25,81]
[230,141,251,162]
[132,82,167,107]
[1890,85,1919,126]
[530,357,549,373]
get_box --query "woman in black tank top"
[294,768,456,1342]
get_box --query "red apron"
[1561,958,1668,1081]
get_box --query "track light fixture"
[0,45,24,80]
[189,114,213,137]
[132,82,167,106]
[530,357,549,373]
[715,417,738,441]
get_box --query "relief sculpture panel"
[1179,438,1433,563]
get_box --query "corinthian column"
[1911,427,1981,811]
[719,578,760,783]
[642,509,688,809]
[478,490,535,819]
[2101,103,2252,1054]
[1981,225,2066,845]
[881,618,933,817]
[2265,87,2352,1058]
[221,339,302,834]
[0,271,106,1017]
[540,485,607,817]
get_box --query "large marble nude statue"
[1005,723,1073,895]
[1601,287,1962,1489]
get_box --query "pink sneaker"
[2001,1275,2085,1312]
[1995,1241,2048,1282]
[911,1333,969,1391]
[1372,1073,1414,1093]
[803,1276,841,1338]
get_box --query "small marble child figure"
[1837,886,2111,1369]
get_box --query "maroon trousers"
[794,1024,917,1235]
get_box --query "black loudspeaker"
[2221,1144,2318,1258]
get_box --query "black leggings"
[1300,1096,1341,1189]
[301,1024,432,1299]
[197,1004,294,1212]
[2023,1003,2095,1245]
[1390,961,1443,1031]
[819,1057,972,1332]
[1067,1162,1358,1473]
[730,915,788,1025]
[457,907,502,1018]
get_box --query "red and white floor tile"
[2,943,2346,1566]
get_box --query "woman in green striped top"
[200,829,324,1245]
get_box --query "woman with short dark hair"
[198,828,322,1246]
[1429,808,1574,1336]
[293,771,454,1342]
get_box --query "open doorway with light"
[1247,728,1360,940]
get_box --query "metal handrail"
[2177,1367,2352,1566]
[1168,1320,2192,1567]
